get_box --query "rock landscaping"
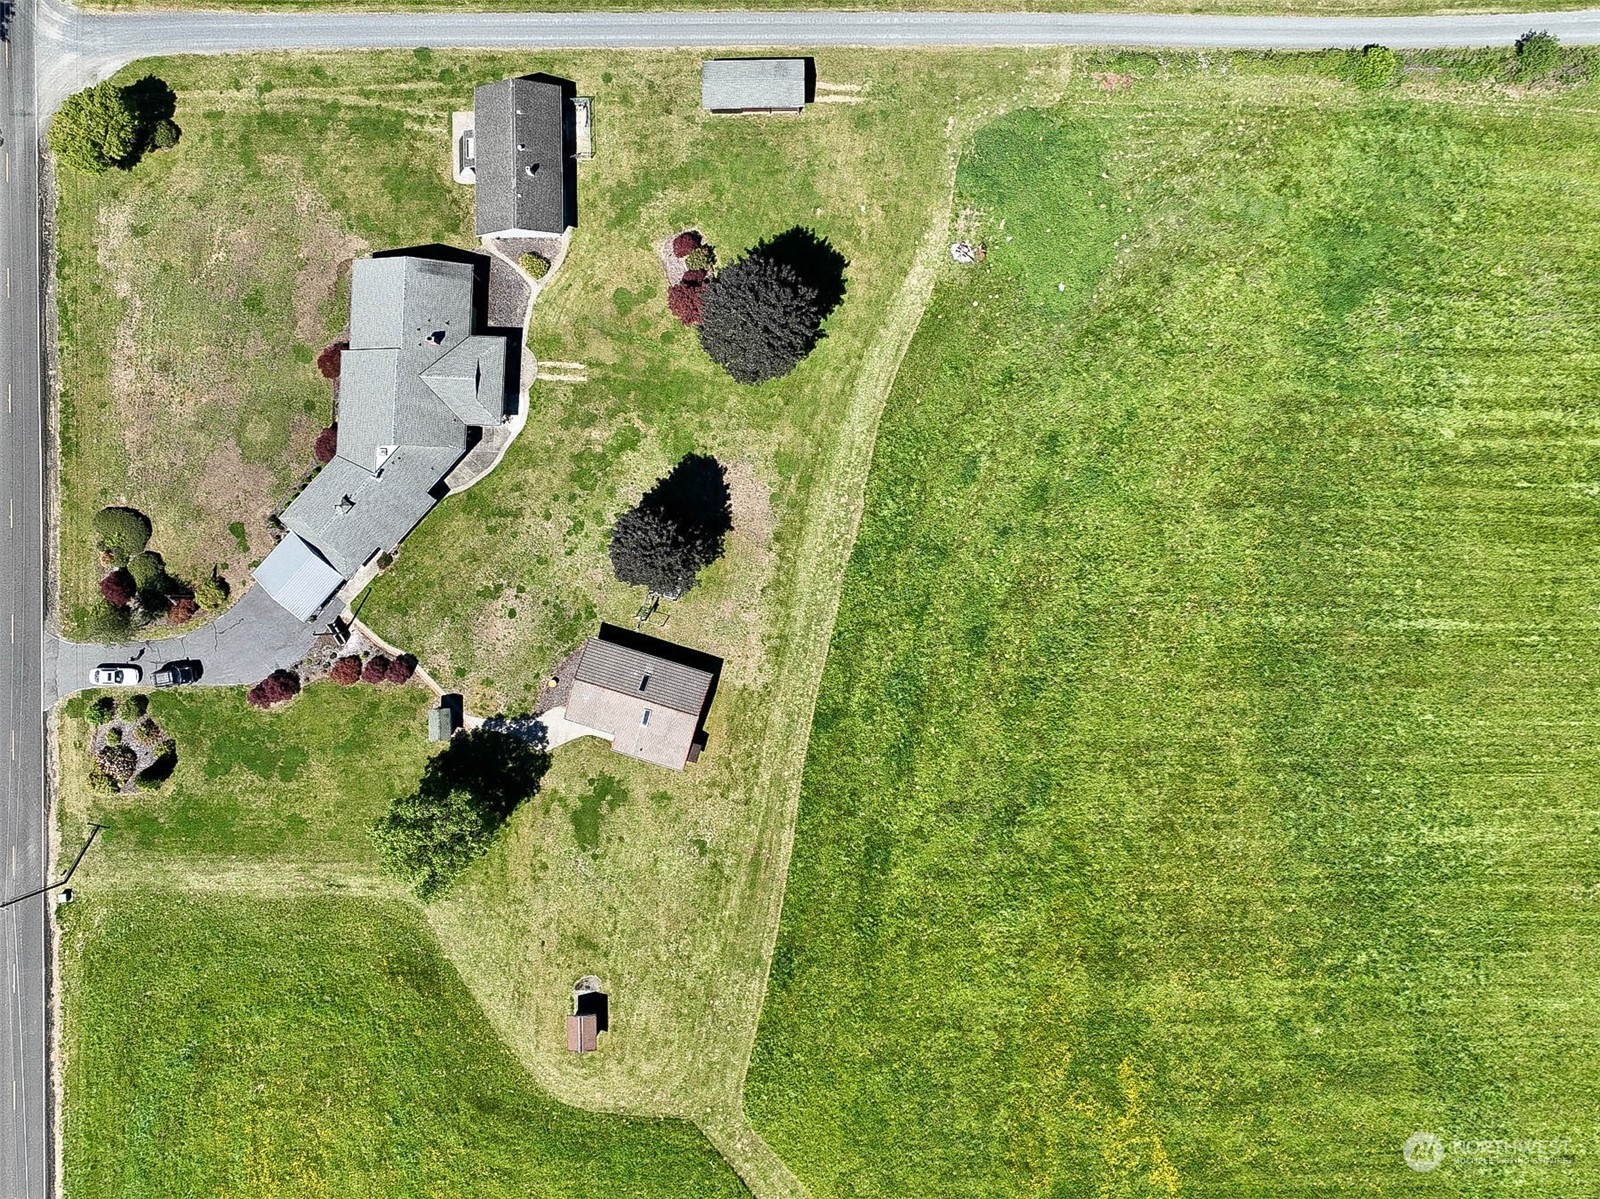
[82,691,176,793]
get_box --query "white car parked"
[91,664,142,687]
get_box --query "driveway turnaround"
[45,586,323,707]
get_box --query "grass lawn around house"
[54,683,748,1197]
[745,58,1600,1198]
[49,47,1080,1195]
[53,53,473,636]
[58,892,748,1199]
[57,681,438,883]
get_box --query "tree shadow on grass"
[422,726,550,821]
[754,226,849,320]
[124,75,177,126]
[640,453,734,561]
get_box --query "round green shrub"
[520,252,550,280]
[118,693,148,722]
[104,727,123,745]
[87,696,115,723]
[80,600,132,641]
[1516,31,1560,80]
[193,575,228,610]
[126,550,166,591]
[92,506,152,560]
[150,118,181,150]
[1350,45,1400,90]
[683,245,715,273]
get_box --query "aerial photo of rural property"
[4,0,1600,1195]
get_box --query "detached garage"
[701,58,808,114]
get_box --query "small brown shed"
[566,1012,599,1054]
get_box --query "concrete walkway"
[44,586,325,707]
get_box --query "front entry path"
[45,585,324,708]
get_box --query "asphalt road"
[0,0,50,1192]
[29,1,1600,110]
[7,2,1600,1197]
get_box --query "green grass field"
[55,684,747,1197]
[59,892,746,1199]
[745,60,1600,1197]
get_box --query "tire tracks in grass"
[693,61,1081,1196]
[689,117,982,1199]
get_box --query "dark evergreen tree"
[698,253,823,384]
[608,454,733,599]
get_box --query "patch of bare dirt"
[192,442,277,583]
[289,179,367,345]
[710,461,777,690]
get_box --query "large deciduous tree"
[371,728,548,898]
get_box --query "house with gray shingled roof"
[253,255,509,621]
[701,59,808,114]
[471,74,577,239]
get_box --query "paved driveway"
[45,585,322,707]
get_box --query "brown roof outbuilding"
[566,1012,598,1053]
[564,628,717,771]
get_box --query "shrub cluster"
[51,75,180,173]
[666,233,718,328]
[520,252,551,280]
[247,669,302,710]
[330,652,415,686]
[80,691,177,794]
[90,506,209,631]
[98,743,137,784]
[314,425,338,465]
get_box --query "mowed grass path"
[54,684,748,1197]
[747,68,1600,1195]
